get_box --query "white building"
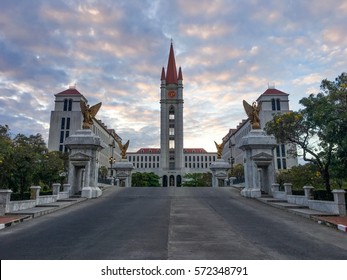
[127,43,217,186]
[47,86,122,176]
[222,87,298,170]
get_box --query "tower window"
[63,99,68,111]
[169,106,175,120]
[61,118,65,129]
[272,99,281,111]
[66,118,70,129]
[60,131,64,143]
[68,99,73,111]
[169,140,175,149]
[169,128,175,136]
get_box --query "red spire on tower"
[178,66,183,81]
[161,67,166,80]
[166,42,178,84]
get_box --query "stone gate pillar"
[238,129,277,198]
[210,159,230,187]
[65,129,105,198]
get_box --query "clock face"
[168,90,176,98]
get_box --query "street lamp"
[229,141,235,173]
[109,140,116,177]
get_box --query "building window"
[169,140,175,149]
[68,99,72,111]
[60,131,64,143]
[282,159,287,169]
[65,131,69,138]
[276,146,280,157]
[169,128,174,136]
[61,118,65,129]
[169,162,175,170]
[63,99,68,111]
[169,106,175,120]
[272,98,281,111]
[66,118,70,129]
[281,144,286,157]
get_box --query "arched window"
[169,106,175,120]
[163,175,168,187]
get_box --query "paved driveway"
[0,187,346,259]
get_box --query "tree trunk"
[321,168,331,192]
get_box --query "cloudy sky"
[1,0,346,152]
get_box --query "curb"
[337,224,347,232]
[0,198,88,230]
[0,215,32,230]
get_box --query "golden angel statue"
[116,139,130,159]
[80,100,102,129]
[243,100,261,129]
[214,140,225,159]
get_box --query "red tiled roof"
[184,148,208,153]
[131,148,209,154]
[135,148,161,153]
[262,88,288,95]
[161,67,166,80]
[56,87,82,96]
[165,43,178,84]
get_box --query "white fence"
[0,184,72,215]
[272,183,346,216]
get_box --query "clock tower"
[160,42,184,186]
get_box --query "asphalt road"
[0,187,346,260]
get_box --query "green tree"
[99,166,108,180]
[0,125,14,189]
[229,164,244,181]
[182,172,212,187]
[276,164,324,190]
[35,151,65,189]
[131,172,160,187]
[265,73,347,192]
[11,133,47,194]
